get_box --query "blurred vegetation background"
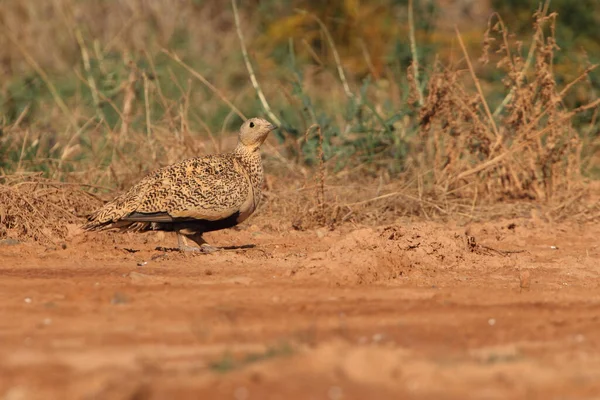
[0,0,598,200]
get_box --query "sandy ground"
[1,217,599,400]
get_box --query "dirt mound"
[0,180,102,244]
[292,222,514,285]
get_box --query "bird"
[82,117,277,253]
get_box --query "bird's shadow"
[219,244,256,251]
[154,244,256,253]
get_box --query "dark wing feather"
[83,155,251,230]
[123,212,177,223]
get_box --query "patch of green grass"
[209,343,294,374]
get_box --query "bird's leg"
[187,232,219,253]
[176,231,218,254]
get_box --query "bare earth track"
[1,218,599,399]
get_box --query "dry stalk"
[16,129,30,173]
[56,116,98,178]
[358,38,378,78]
[559,64,599,99]
[455,26,500,139]
[72,68,125,122]
[142,72,156,162]
[162,48,246,120]
[231,0,282,127]
[75,27,104,121]
[417,9,597,203]
[144,49,177,135]
[10,104,31,131]
[408,0,424,106]
[455,98,600,182]
[303,124,326,217]
[120,62,137,140]
[294,9,353,98]
[1,23,79,132]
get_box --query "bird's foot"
[178,243,219,254]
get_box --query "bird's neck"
[233,145,264,190]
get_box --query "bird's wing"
[90,155,252,225]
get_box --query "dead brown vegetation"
[417,11,598,202]
[0,4,598,244]
[0,175,101,244]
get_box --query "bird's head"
[237,117,277,152]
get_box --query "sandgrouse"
[83,117,277,253]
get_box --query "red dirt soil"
[1,218,599,399]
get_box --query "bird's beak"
[267,124,277,131]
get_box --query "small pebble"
[234,387,248,400]
[137,261,148,267]
[24,298,32,304]
[111,292,129,305]
[129,271,153,283]
[519,270,531,289]
[0,238,20,246]
[488,318,496,326]
[328,386,343,400]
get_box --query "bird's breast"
[236,184,262,224]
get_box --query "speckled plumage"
[83,118,277,252]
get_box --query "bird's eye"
[249,122,255,128]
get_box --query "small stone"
[234,387,248,400]
[24,298,32,304]
[150,253,167,261]
[111,292,129,305]
[519,270,531,289]
[488,318,496,326]
[0,238,20,246]
[44,302,56,309]
[328,386,343,400]
[129,272,153,283]
[229,276,253,285]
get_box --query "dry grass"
[0,3,598,243]
[417,11,596,202]
[0,175,102,244]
